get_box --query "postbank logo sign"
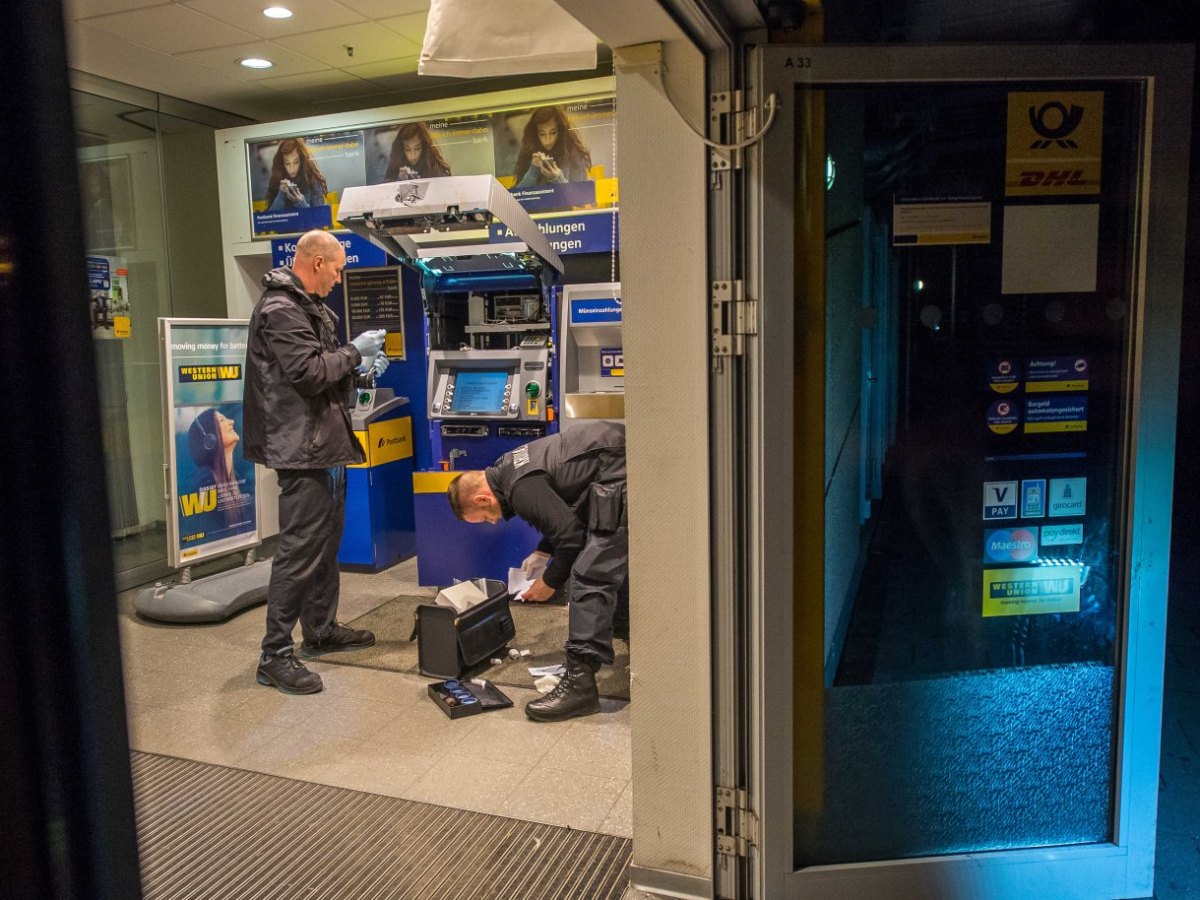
[348,416,413,469]
[983,565,1081,617]
[1006,91,1103,196]
[1048,477,1086,517]
[983,481,1018,520]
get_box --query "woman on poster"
[265,138,329,211]
[186,408,252,532]
[384,121,453,181]
[513,105,593,187]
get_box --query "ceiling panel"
[80,3,259,53]
[378,12,428,44]
[335,0,430,18]
[175,40,331,80]
[272,21,422,67]
[65,0,166,19]
[257,68,381,102]
[182,0,367,39]
[342,55,421,80]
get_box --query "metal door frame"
[744,44,1192,899]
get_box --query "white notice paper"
[1002,204,1099,294]
[436,580,487,613]
[508,567,534,599]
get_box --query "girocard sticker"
[984,527,1039,563]
[1025,396,1087,433]
[1042,523,1084,546]
[989,358,1020,394]
[987,399,1019,434]
[1006,91,1103,196]
[983,481,1019,520]
[983,565,1081,616]
[1026,356,1089,392]
[1048,478,1086,517]
[1021,479,1047,518]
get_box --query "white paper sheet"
[508,567,534,599]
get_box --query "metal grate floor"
[131,752,631,900]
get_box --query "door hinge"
[709,90,755,172]
[712,280,757,358]
[716,786,758,858]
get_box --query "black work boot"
[299,623,375,658]
[256,649,323,695]
[525,655,601,723]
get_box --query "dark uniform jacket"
[242,267,365,470]
[485,421,626,590]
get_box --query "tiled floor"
[117,557,634,844]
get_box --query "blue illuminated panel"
[450,370,509,414]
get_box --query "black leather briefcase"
[415,579,515,679]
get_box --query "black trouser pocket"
[587,482,625,534]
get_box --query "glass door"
[746,46,1190,898]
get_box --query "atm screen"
[450,370,510,414]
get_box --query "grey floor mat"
[321,594,631,701]
[132,751,632,900]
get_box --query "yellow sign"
[349,416,412,468]
[384,332,404,359]
[113,315,131,338]
[983,566,1081,617]
[1005,91,1103,196]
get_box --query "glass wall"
[71,77,245,588]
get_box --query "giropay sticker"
[1042,523,1084,546]
[1048,478,1086,517]
[1021,479,1047,518]
[983,481,1019,520]
[984,527,1039,563]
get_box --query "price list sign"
[344,268,405,360]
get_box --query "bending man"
[448,420,628,722]
[242,229,389,695]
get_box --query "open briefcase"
[414,578,515,679]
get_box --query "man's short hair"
[447,473,468,520]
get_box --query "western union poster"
[162,319,258,568]
[1005,91,1104,196]
[983,566,1081,617]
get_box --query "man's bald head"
[292,230,346,298]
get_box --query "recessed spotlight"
[263,6,293,18]
[239,57,274,69]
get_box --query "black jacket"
[241,267,365,469]
[486,421,626,589]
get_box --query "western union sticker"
[1006,91,1103,196]
[350,416,414,468]
[983,566,1080,617]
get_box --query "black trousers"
[565,481,628,667]
[261,467,346,656]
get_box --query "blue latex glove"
[371,353,390,377]
[350,329,386,359]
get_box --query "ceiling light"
[263,6,293,18]
[239,57,274,69]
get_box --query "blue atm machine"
[338,387,416,569]
[339,175,566,586]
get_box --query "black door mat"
[132,751,632,900]
[320,594,631,701]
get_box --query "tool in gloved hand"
[351,329,386,374]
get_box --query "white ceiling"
[63,0,595,123]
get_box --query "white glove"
[521,550,550,579]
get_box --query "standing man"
[243,229,389,695]
[447,421,628,722]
